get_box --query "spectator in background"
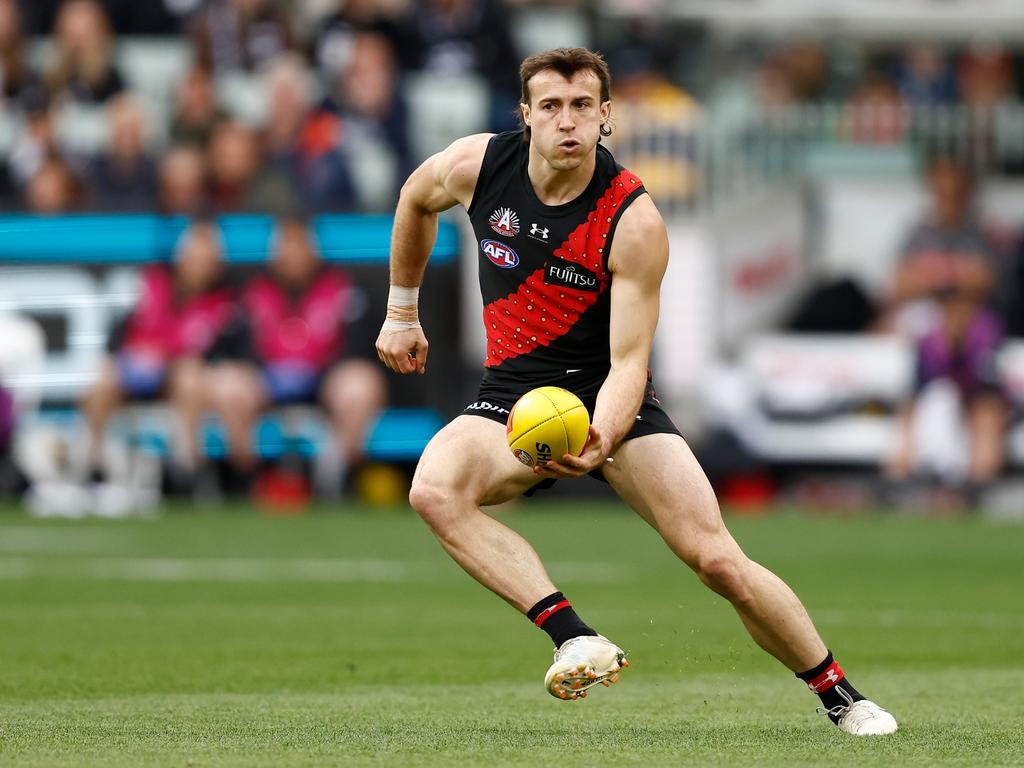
[886,155,999,325]
[80,219,234,482]
[207,216,385,491]
[43,0,125,105]
[158,144,208,216]
[320,29,409,208]
[609,48,700,209]
[169,66,227,148]
[882,155,1007,508]
[207,117,299,213]
[894,44,957,106]
[90,94,157,211]
[24,157,79,213]
[191,0,293,76]
[395,0,521,132]
[207,118,255,211]
[6,90,64,188]
[840,68,906,144]
[777,41,830,103]
[0,0,40,107]
[958,43,1014,109]
[261,53,357,211]
[957,43,1016,172]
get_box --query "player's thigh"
[412,415,539,508]
[603,432,736,565]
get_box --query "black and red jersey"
[466,131,646,383]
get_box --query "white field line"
[0,557,632,584]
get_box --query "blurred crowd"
[0,0,570,215]
[4,1,1024,217]
[715,37,1024,177]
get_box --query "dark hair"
[518,47,613,141]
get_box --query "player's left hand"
[533,425,610,479]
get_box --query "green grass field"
[1,502,1022,767]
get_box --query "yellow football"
[507,386,590,468]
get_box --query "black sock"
[796,650,866,723]
[526,591,598,648]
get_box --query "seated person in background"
[884,154,998,333]
[80,219,234,481]
[882,155,1007,507]
[884,287,1007,507]
[207,216,385,491]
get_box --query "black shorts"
[461,368,682,488]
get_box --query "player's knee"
[408,477,456,532]
[696,553,754,605]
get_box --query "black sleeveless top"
[466,131,646,383]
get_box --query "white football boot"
[544,635,628,700]
[825,688,898,735]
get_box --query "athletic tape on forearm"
[388,285,419,306]
[384,285,421,330]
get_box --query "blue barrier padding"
[364,408,444,462]
[27,405,444,462]
[0,214,457,264]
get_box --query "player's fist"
[376,325,429,374]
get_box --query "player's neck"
[526,145,597,206]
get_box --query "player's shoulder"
[608,193,668,274]
[440,133,495,176]
[616,191,665,236]
[430,132,495,205]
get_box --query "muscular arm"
[540,194,668,477]
[377,133,492,374]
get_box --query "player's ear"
[600,100,611,124]
[520,102,531,127]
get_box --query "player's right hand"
[376,326,429,374]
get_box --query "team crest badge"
[489,207,520,237]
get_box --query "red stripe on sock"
[806,661,845,693]
[533,600,571,627]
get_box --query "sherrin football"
[507,386,590,468]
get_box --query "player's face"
[521,69,610,172]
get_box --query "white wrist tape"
[388,285,419,307]
[381,320,422,331]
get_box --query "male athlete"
[376,48,897,735]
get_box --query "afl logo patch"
[512,448,533,466]
[489,207,520,237]
[481,240,519,268]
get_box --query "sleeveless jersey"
[466,131,646,383]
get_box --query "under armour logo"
[808,667,842,692]
[529,223,549,241]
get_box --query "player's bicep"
[607,196,668,369]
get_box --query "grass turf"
[0,503,1022,766]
